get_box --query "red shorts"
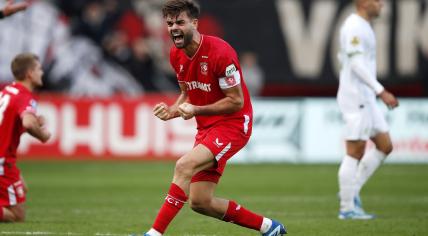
[191,124,251,184]
[0,160,26,207]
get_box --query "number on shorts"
[0,92,11,125]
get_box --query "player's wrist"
[192,105,201,116]
[374,85,384,95]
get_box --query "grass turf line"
[0,161,426,236]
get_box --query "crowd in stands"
[0,0,265,96]
[58,0,174,92]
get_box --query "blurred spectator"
[55,0,163,93]
[240,51,265,97]
[2,0,230,95]
[72,0,122,44]
[127,37,157,91]
[0,0,143,96]
[198,14,224,38]
[102,5,157,91]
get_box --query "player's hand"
[2,0,29,17]
[153,102,173,121]
[43,129,52,142]
[379,90,399,110]
[37,115,46,127]
[178,102,195,120]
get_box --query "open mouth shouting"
[171,31,185,47]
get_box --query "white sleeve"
[343,26,365,56]
[349,54,384,94]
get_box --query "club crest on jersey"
[200,62,208,75]
[351,36,360,46]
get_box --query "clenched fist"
[178,102,196,120]
[153,102,174,121]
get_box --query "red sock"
[152,183,188,234]
[222,200,263,231]
[0,207,4,221]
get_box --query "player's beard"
[368,3,382,19]
[173,30,193,49]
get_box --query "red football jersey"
[0,82,37,162]
[170,35,253,133]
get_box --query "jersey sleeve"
[16,95,37,118]
[350,56,384,94]
[214,44,242,89]
[343,27,365,58]
[169,47,184,83]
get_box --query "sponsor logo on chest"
[185,81,211,92]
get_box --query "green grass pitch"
[1,161,427,236]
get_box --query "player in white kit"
[336,0,399,220]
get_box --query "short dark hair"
[162,0,200,19]
[11,53,39,81]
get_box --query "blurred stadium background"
[0,0,427,235]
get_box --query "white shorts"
[342,103,389,140]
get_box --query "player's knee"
[175,158,197,179]
[12,209,25,222]
[379,144,393,155]
[1,208,25,223]
[347,151,364,159]
[14,212,25,222]
[189,197,211,214]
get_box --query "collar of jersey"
[185,34,204,61]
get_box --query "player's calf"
[189,197,212,215]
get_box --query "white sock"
[338,155,359,212]
[260,217,272,233]
[147,228,162,236]
[355,149,386,195]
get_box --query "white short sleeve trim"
[0,157,4,176]
[8,185,17,205]
[243,115,250,134]
[219,70,241,89]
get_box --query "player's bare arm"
[22,112,51,143]
[153,83,188,121]
[179,85,244,120]
[1,0,28,18]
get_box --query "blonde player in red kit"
[140,1,286,236]
[0,53,51,222]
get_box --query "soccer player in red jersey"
[142,1,287,235]
[0,53,51,222]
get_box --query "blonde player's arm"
[153,82,188,121]
[22,112,51,143]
